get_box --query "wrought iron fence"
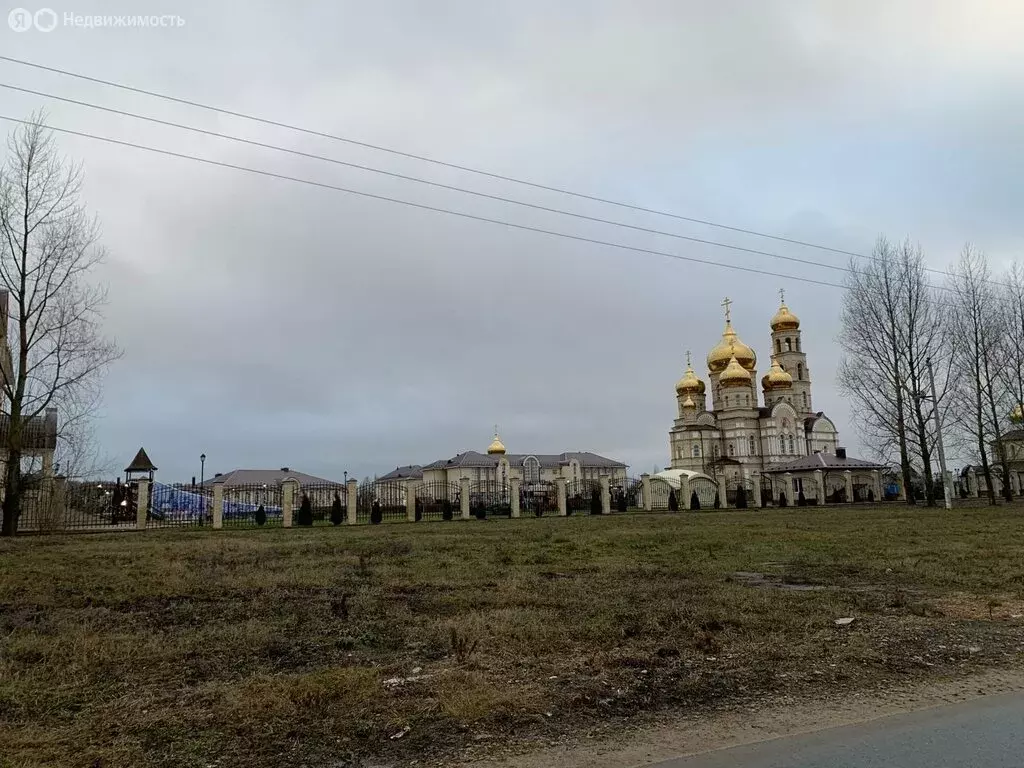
[648,477,673,510]
[219,483,283,527]
[610,477,642,513]
[414,481,460,521]
[299,482,347,525]
[147,481,208,528]
[565,479,601,515]
[520,480,558,517]
[689,476,719,509]
[469,481,511,519]
[357,480,406,523]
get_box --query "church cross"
[721,297,732,322]
[778,287,786,305]
[494,423,499,437]
[686,350,692,368]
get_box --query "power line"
[0,82,855,279]
[0,113,850,292]
[0,54,974,287]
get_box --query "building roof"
[418,450,627,471]
[378,465,424,481]
[764,452,886,473]
[0,409,57,451]
[999,429,1024,441]
[202,468,341,486]
[125,447,157,473]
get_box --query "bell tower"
[769,290,812,416]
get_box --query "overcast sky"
[2,0,1022,481]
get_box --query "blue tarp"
[149,483,283,522]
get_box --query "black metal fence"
[414,480,460,521]
[610,477,643,513]
[219,483,283,528]
[298,482,347,525]
[469,481,511,519]
[565,479,601,515]
[521,480,558,517]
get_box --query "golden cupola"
[719,355,752,388]
[760,356,793,390]
[486,430,506,455]
[1011,404,1024,425]
[771,294,800,332]
[675,351,706,396]
[707,299,756,372]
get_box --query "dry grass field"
[2,505,1024,767]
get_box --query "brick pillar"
[716,469,730,508]
[346,479,358,524]
[136,477,150,530]
[680,475,692,510]
[460,476,471,520]
[640,473,652,511]
[813,470,824,505]
[750,473,761,508]
[784,472,793,505]
[555,477,567,517]
[510,477,521,518]
[844,470,853,503]
[872,470,882,502]
[967,468,978,498]
[406,480,417,522]
[599,476,611,515]
[282,479,297,528]
[212,481,224,529]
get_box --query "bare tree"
[0,114,120,536]
[946,244,1010,503]
[838,237,916,504]
[998,262,1024,431]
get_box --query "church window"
[797,363,804,380]
[692,444,700,457]
[728,443,735,457]
[713,444,720,458]
[523,457,540,484]
[786,337,793,351]
[775,338,782,354]
[745,394,750,406]
[802,392,808,408]
[788,435,795,454]
[796,337,801,352]
[749,435,756,454]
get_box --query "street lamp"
[200,453,206,489]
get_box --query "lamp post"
[200,453,206,522]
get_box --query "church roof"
[764,452,886,473]
[998,429,1024,441]
[378,465,424,480]
[201,468,341,486]
[419,450,626,471]
[125,447,157,473]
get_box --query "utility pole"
[927,357,953,510]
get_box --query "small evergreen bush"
[296,494,314,526]
[442,499,454,521]
[330,493,343,526]
[370,500,382,525]
[778,491,788,507]
[255,504,267,526]
[736,486,747,509]
[798,489,807,507]
[590,487,602,515]
[690,491,700,510]
[713,492,721,509]
[414,498,423,522]
[668,489,679,512]
[616,492,627,513]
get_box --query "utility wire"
[0,54,981,289]
[0,113,851,292]
[0,82,853,278]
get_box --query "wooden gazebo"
[125,447,157,483]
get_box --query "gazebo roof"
[763,452,885,474]
[125,447,157,473]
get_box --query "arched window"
[786,337,793,351]
[802,392,808,408]
[692,444,700,457]
[775,338,782,354]
[712,444,720,458]
[788,435,795,454]
[523,456,540,484]
[728,443,735,456]
[796,337,801,352]
[797,363,804,380]
[749,435,756,455]
[745,394,750,406]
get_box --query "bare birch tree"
[0,114,120,536]
[838,237,916,504]
[998,262,1024,432]
[946,244,1010,503]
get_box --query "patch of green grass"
[2,505,1023,766]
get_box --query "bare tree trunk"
[0,114,120,535]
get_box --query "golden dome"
[761,356,793,390]
[719,355,752,388]
[771,302,800,332]
[706,320,757,372]
[675,352,706,396]
[486,432,506,455]
[682,395,696,409]
[1011,404,1024,424]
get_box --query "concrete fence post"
[346,479,358,524]
[680,475,692,510]
[749,473,761,509]
[784,472,793,505]
[282,479,297,528]
[599,476,611,515]
[640,473,652,511]
[136,477,150,531]
[555,477,567,517]
[716,470,730,508]
[510,477,521,518]
[844,470,853,503]
[212,481,224,529]
[406,480,417,522]
[813,470,825,505]
[460,476,471,520]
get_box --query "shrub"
[330,493,343,526]
[590,487,602,515]
[255,504,267,526]
[713,492,721,509]
[296,494,314,526]
[616,492,627,513]
[370,500,382,525]
[442,499,454,521]
[473,502,486,521]
[868,488,876,503]
[667,489,679,512]
[690,491,700,510]
[798,489,807,507]
[414,498,423,522]
[778,491,788,507]
[736,486,747,509]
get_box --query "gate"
[219,483,283,527]
[520,480,558,517]
[689,476,719,509]
[565,479,600,515]
[469,481,511,519]
[648,476,673,510]
[299,482,346,524]
[760,474,774,507]
[358,480,406,523]
[414,481,460,521]
[610,477,642,513]
[148,481,211,527]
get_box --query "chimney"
[281,467,290,473]
[836,447,847,459]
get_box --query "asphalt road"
[654,691,1024,768]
